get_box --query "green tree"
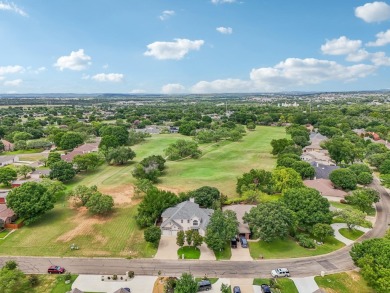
[59,131,84,150]
[246,122,256,130]
[175,273,198,293]
[243,202,296,242]
[312,223,334,242]
[357,172,373,185]
[348,164,372,176]
[282,187,332,230]
[272,167,303,193]
[220,283,231,293]
[47,152,62,168]
[164,140,201,160]
[144,226,161,247]
[333,208,370,230]
[185,230,193,246]
[324,137,360,164]
[345,188,380,213]
[49,160,76,182]
[0,263,30,293]
[192,230,203,248]
[72,152,104,172]
[379,159,390,174]
[329,169,357,190]
[69,185,98,206]
[12,131,33,142]
[270,138,294,155]
[188,186,220,209]
[136,188,179,228]
[176,230,185,247]
[99,135,120,149]
[205,210,238,252]
[132,155,166,183]
[16,165,33,179]
[236,169,273,194]
[85,193,114,215]
[0,167,17,187]
[3,261,17,270]
[291,161,315,179]
[105,146,136,165]
[6,182,55,225]
[99,125,129,145]
[40,178,66,198]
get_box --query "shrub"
[113,274,118,280]
[29,275,39,287]
[340,199,347,204]
[64,272,72,281]
[128,271,134,278]
[296,234,315,248]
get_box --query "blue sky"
[1,0,390,94]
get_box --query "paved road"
[0,178,388,278]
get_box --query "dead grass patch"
[99,184,134,206]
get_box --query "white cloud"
[161,83,186,94]
[191,79,250,93]
[129,89,146,94]
[0,1,27,17]
[366,29,390,46]
[190,58,377,93]
[0,65,25,75]
[4,79,22,86]
[159,10,175,21]
[321,36,362,55]
[54,49,92,71]
[33,67,46,74]
[370,51,390,66]
[346,49,371,62]
[91,73,124,82]
[216,26,233,34]
[211,0,236,4]
[355,1,390,23]
[144,38,204,60]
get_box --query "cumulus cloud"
[370,51,390,66]
[211,0,236,4]
[355,1,390,23]
[366,29,390,46]
[346,49,371,62]
[216,26,233,34]
[0,65,25,75]
[54,49,92,71]
[144,38,204,60]
[4,79,22,86]
[162,83,186,94]
[129,89,146,94]
[321,36,362,55]
[190,58,377,93]
[0,1,27,17]
[159,10,175,21]
[91,73,124,82]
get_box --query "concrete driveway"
[154,236,179,260]
[72,274,157,293]
[208,278,230,292]
[230,278,254,293]
[199,243,216,260]
[291,276,320,293]
[231,245,252,261]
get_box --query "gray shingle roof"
[310,162,339,179]
[161,201,214,230]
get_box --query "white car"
[271,268,290,277]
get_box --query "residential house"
[222,205,256,239]
[0,190,9,204]
[304,179,347,199]
[301,151,333,164]
[0,204,16,229]
[303,133,328,153]
[169,126,179,134]
[310,162,339,180]
[30,169,51,179]
[0,155,19,167]
[61,141,100,162]
[160,199,214,236]
[11,178,42,188]
[135,125,161,134]
[0,139,14,151]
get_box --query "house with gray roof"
[310,162,339,180]
[160,199,213,236]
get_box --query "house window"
[193,220,199,226]
[187,220,190,223]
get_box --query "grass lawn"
[0,229,10,238]
[214,242,232,260]
[253,278,298,293]
[339,228,364,240]
[0,195,156,257]
[50,274,78,293]
[330,201,376,217]
[3,149,44,155]
[315,271,373,293]
[27,274,77,293]
[249,236,344,259]
[177,246,200,259]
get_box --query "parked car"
[231,238,237,248]
[198,279,212,291]
[261,284,272,293]
[47,265,65,274]
[240,237,248,248]
[271,268,290,277]
[233,286,241,293]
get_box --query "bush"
[113,274,118,280]
[296,234,315,248]
[64,272,72,281]
[128,271,134,278]
[340,199,347,204]
[29,275,39,287]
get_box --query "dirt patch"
[56,207,108,243]
[156,185,186,195]
[99,184,134,206]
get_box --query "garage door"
[162,229,172,236]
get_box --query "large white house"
[160,199,214,236]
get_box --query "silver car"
[271,268,290,277]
